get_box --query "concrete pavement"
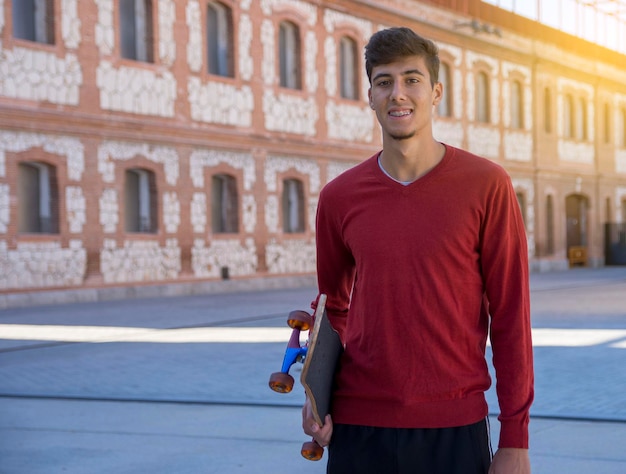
[0,267,625,473]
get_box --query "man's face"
[368,55,442,141]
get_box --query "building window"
[619,108,626,148]
[544,87,552,134]
[18,162,59,234]
[120,0,154,63]
[282,178,305,233]
[604,103,611,144]
[563,94,574,139]
[516,191,527,227]
[476,71,490,123]
[12,0,55,44]
[511,79,523,129]
[575,97,587,140]
[125,168,157,233]
[278,21,301,90]
[546,194,554,255]
[207,1,233,77]
[437,62,451,117]
[339,36,358,100]
[211,174,239,233]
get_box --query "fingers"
[302,408,333,447]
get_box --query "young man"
[302,27,534,473]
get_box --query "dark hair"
[365,27,440,87]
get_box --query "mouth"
[388,109,412,118]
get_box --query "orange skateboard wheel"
[287,310,312,331]
[268,371,294,393]
[301,440,324,461]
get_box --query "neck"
[379,138,445,183]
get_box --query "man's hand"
[489,448,530,473]
[302,398,333,447]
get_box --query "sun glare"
[482,0,626,55]
[1,325,626,347]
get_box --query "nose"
[390,82,406,102]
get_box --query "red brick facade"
[1,0,625,298]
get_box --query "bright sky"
[482,0,626,55]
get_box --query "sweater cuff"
[498,418,529,449]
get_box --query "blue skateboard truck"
[268,310,312,394]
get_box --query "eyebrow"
[372,68,426,83]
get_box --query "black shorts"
[327,419,492,474]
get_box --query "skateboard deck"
[268,293,342,460]
[301,294,343,427]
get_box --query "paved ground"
[0,267,625,473]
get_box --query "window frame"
[11,0,56,45]
[575,96,587,141]
[278,20,302,90]
[282,178,305,234]
[546,194,555,255]
[603,102,611,144]
[17,161,59,234]
[207,1,235,78]
[437,61,452,118]
[510,79,523,129]
[563,93,574,139]
[338,35,359,100]
[543,87,552,134]
[618,107,626,148]
[211,173,239,234]
[516,190,527,227]
[119,0,155,63]
[476,71,490,124]
[124,167,158,233]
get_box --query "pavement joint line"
[531,279,626,292]
[0,394,305,410]
[2,394,626,425]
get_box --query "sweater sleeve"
[312,185,355,339]
[480,173,534,449]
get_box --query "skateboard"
[268,294,343,461]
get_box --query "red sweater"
[314,145,534,448]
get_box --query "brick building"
[1,0,625,296]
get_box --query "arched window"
[125,168,157,233]
[563,94,574,138]
[437,62,452,117]
[543,87,552,134]
[619,108,626,148]
[510,80,523,129]
[212,174,239,233]
[566,194,589,248]
[207,1,234,77]
[120,0,154,63]
[575,97,587,140]
[12,0,55,44]
[476,71,490,123]
[282,178,305,233]
[279,21,301,90]
[18,162,59,234]
[516,191,527,227]
[339,36,358,100]
[546,195,554,255]
[603,103,611,144]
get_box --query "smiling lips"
[389,109,412,117]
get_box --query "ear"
[368,89,374,109]
[432,82,443,106]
